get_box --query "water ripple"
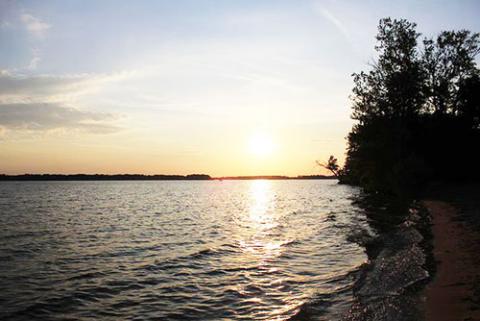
[0,180,371,320]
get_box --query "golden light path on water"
[236,180,307,320]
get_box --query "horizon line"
[0,173,336,181]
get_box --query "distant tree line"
[338,18,480,195]
[0,174,336,181]
[0,174,212,181]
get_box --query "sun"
[247,132,276,157]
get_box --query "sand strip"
[423,200,480,321]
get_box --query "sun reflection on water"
[249,180,274,224]
[232,180,310,320]
[239,180,284,260]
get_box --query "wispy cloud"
[20,13,51,37]
[314,4,350,41]
[0,70,130,134]
[1,20,12,29]
[27,48,41,70]
[0,70,132,104]
[0,102,119,133]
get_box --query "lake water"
[0,180,372,321]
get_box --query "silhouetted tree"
[342,18,480,195]
[422,30,480,115]
[351,18,426,122]
[457,74,480,128]
[317,155,340,177]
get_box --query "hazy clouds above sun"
[1,0,479,175]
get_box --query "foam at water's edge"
[341,203,432,321]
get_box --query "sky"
[1,0,479,176]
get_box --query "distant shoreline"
[0,174,336,181]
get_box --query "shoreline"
[342,193,480,321]
[342,201,431,321]
[423,200,480,321]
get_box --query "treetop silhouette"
[339,18,480,194]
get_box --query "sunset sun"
[247,132,276,157]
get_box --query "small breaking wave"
[341,203,432,321]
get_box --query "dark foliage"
[316,155,340,177]
[0,174,212,181]
[341,18,480,195]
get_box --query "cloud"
[0,70,129,134]
[314,5,350,41]
[0,70,131,104]
[27,48,41,70]
[20,13,51,37]
[1,20,12,29]
[0,103,119,133]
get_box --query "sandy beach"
[423,200,480,321]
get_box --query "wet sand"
[423,200,480,321]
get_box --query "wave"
[341,203,431,321]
